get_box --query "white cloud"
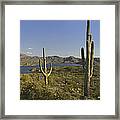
[26,52,32,54]
[28,47,32,50]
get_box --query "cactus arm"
[40,65,46,76]
[90,41,94,78]
[39,59,46,76]
[48,63,52,77]
[81,47,88,97]
[81,47,85,61]
[81,47,85,70]
[38,59,41,68]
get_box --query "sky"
[20,20,100,58]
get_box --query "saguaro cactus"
[39,48,52,85]
[81,20,94,98]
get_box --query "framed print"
[0,0,119,119]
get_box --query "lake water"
[20,63,80,74]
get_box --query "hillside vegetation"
[20,63,100,100]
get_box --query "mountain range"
[20,53,100,66]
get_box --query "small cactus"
[39,48,52,85]
[81,20,94,98]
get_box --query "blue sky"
[20,20,100,58]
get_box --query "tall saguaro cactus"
[81,20,94,98]
[39,48,52,85]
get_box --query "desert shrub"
[20,66,100,100]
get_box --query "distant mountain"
[20,53,100,66]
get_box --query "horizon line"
[20,53,100,58]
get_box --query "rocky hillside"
[20,53,100,66]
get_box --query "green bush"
[20,66,100,100]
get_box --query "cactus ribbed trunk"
[45,76,48,85]
[81,20,94,98]
[90,41,94,77]
[43,48,47,73]
[39,48,52,85]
